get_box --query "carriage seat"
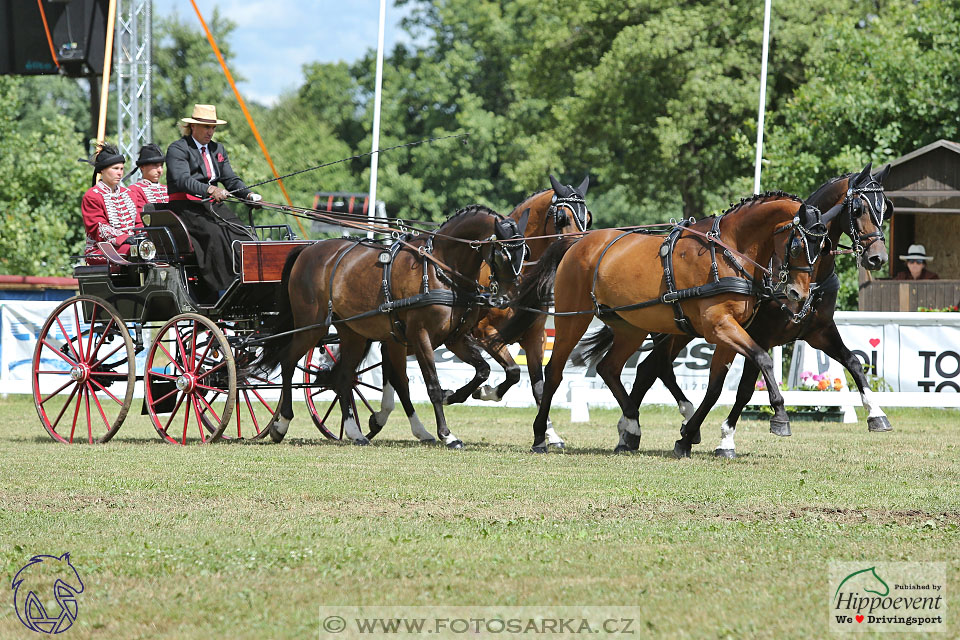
[141,209,196,264]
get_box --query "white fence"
[2,300,959,412]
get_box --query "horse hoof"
[471,389,482,400]
[613,444,635,454]
[419,437,438,444]
[548,441,566,450]
[353,437,371,446]
[269,427,286,444]
[673,440,692,459]
[531,445,548,454]
[769,418,791,437]
[714,448,736,459]
[868,416,893,432]
[446,439,464,450]
[620,432,641,450]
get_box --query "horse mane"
[719,190,802,217]
[807,173,855,203]
[440,203,504,227]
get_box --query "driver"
[165,104,261,298]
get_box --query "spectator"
[894,244,939,280]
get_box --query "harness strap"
[659,220,699,335]
[324,241,363,326]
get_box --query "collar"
[95,180,122,194]
[191,137,212,151]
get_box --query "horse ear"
[518,208,530,234]
[549,174,564,195]
[854,162,872,186]
[577,174,590,196]
[873,163,891,184]
[820,201,844,225]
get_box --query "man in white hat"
[894,244,939,280]
[165,104,261,300]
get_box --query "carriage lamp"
[137,239,157,261]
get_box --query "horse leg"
[367,340,435,442]
[330,330,371,445]
[804,323,892,432]
[268,357,296,442]
[366,342,395,440]
[441,334,491,405]
[532,313,593,453]
[594,330,647,453]
[522,322,564,448]
[706,315,789,437]
[410,329,463,449]
[673,345,736,458]
[629,336,694,421]
[471,326,521,402]
[713,358,761,458]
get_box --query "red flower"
[217,152,225,162]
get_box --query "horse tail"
[570,325,614,367]
[496,235,578,347]
[245,244,308,378]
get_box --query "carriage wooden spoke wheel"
[32,296,136,444]
[144,313,236,444]
[220,329,278,440]
[303,344,382,440]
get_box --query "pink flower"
[801,371,813,380]
[755,379,766,391]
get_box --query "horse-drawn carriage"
[31,208,377,445]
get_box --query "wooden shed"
[859,139,960,311]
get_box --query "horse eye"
[790,241,801,257]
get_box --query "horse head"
[548,174,593,233]
[808,164,890,271]
[769,200,829,304]
[490,215,529,284]
[436,205,528,289]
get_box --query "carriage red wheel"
[32,295,135,443]
[144,313,236,444]
[222,329,277,440]
[303,345,382,439]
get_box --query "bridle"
[769,208,828,322]
[550,188,591,232]
[842,178,888,263]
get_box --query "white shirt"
[192,136,218,181]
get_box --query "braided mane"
[440,203,503,228]
[720,190,802,217]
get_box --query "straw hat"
[899,244,933,262]
[180,104,227,125]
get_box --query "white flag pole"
[366,0,387,239]
[753,0,772,194]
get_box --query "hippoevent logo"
[11,553,84,634]
[829,562,946,633]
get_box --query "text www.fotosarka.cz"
[319,606,646,638]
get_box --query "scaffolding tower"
[115,0,152,172]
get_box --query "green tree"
[0,77,87,276]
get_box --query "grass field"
[1,394,958,639]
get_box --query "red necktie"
[201,146,214,180]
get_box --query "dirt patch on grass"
[714,505,960,525]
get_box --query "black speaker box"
[0,0,108,77]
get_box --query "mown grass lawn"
[0,394,957,639]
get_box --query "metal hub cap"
[175,374,196,393]
[69,364,89,383]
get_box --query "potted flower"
[742,372,845,422]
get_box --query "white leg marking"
[617,415,641,436]
[533,380,544,398]
[373,382,395,426]
[443,430,461,446]
[342,408,366,443]
[476,384,501,401]
[274,415,291,436]
[678,400,696,421]
[545,419,564,445]
[718,419,736,451]
[409,412,435,442]
[861,388,887,418]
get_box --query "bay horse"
[250,205,528,447]
[365,175,593,446]
[497,192,836,453]
[363,175,591,444]
[594,163,892,457]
